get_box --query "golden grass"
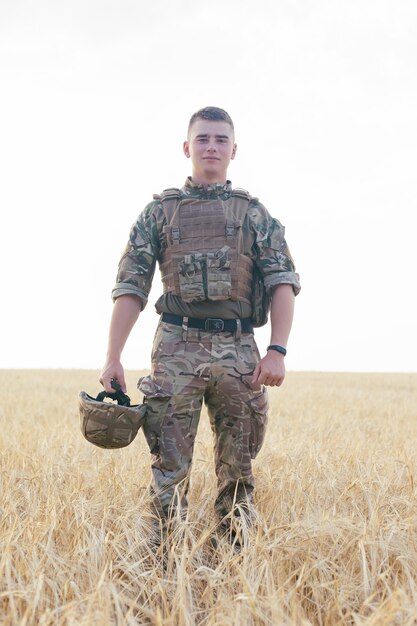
[1,369,417,625]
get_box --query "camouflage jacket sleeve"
[111,200,165,309]
[246,199,301,295]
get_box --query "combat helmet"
[79,381,146,449]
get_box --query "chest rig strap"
[155,188,183,245]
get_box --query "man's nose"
[207,140,217,151]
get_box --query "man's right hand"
[99,359,127,393]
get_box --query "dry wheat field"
[1,369,417,626]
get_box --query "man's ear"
[183,141,190,158]
[231,143,237,160]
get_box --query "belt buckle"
[205,318,224,332]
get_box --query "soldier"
[100,106,300,541]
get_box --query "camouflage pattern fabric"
[177,247,234,302]
[111,178,301,316]
[79,391,146,449]
[138,320,268,520]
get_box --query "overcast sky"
[1,0,416,373]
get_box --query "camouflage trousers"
[138,319,268,520]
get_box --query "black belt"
[161,313,253,333]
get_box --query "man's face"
[183,119,237,185]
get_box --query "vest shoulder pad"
[232,188,259,204]
[231,188,251,200]
[155,189,182,224]
[161,188,182,200]
[153,188,182,201]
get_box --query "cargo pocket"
[137,375,171,455]
[206,246,232,300]
[178,253,206,301]
[248,387,269,459]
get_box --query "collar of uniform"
[182,177,233,199]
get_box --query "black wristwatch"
[266,344,287,356]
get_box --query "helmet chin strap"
[95,379,131,406]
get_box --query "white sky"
[0,0,416,373]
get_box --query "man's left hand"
[251,351,286,387]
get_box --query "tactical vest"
[155,188,254,305]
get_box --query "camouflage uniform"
[112,178,300,520]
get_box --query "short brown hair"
[188,106,234,135]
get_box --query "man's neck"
[191,175,227,186]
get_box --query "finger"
[259,373,270,385]
[114,375,127,394]
[100,375,118,393]
[264,375,282,387]
[99,375,110,390]
[258,368,274,386]
[251,363,261,384]
[100,376,114,393]
[269,376,284,387]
